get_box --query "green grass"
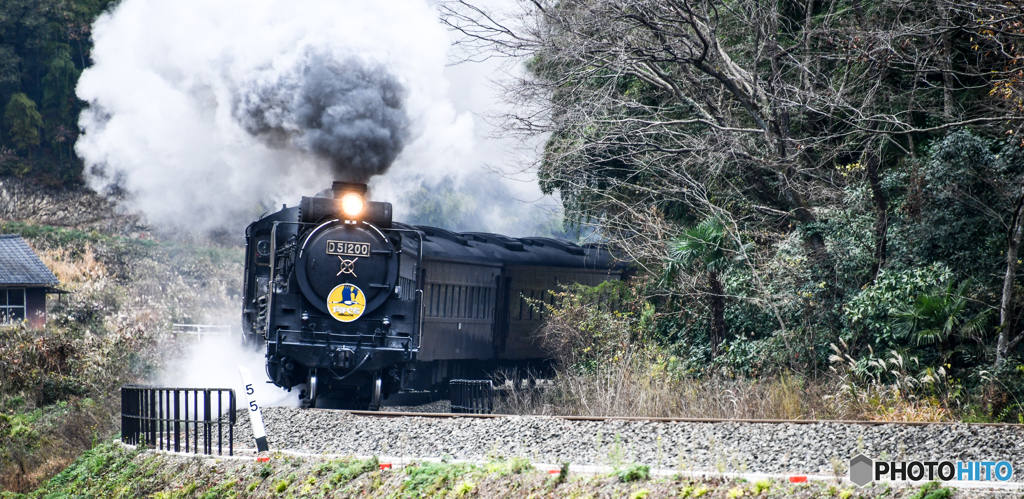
[616,463,650,482]
[5,443,967,499]
[908,481,954,499]
[400,461,476,498]
[484,456,534,476]
[16,441,153,499]
[318,456,378,487]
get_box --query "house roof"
[0,235,60,286]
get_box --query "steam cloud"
[234,53,410,182]
[76,0,465,229]
[76,0,569,236]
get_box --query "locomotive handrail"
[386,226,425,349]
[267,221,280,336]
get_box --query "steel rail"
[335,409,1024,427]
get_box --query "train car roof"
[395,223,625,271]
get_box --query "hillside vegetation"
[440,0,1024,423]
[0,221,242,492]
[0,0,117,186]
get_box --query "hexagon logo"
[849,454,874,486]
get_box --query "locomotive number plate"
[326,240,370,258]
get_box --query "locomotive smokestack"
[332,182,368,198]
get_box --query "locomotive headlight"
[340,192,365,218]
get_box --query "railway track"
[228,406,1024,490]
[350,409,1024,427]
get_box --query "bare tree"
[442,0,1024,364]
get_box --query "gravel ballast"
[230,407,1024,480]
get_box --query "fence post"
[174,390,180,452]
[448,379,493,414]
[204,390,211,455]
[229,390,235,456]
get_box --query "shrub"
[617,464,650,482]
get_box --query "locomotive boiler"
[242,182,623,409]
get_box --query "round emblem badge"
[327,283,366,322]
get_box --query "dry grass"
[496,353,959,421]
[496,286,964,422]
[495,351,838,419]
[33,243,106,284]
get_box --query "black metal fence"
[121,386,236,455]
[449,379,494,414]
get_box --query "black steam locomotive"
[242,182,622,409]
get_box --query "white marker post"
[238,366,269,452]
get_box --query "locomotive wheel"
[302,371,318,409]
[368,371,383,411]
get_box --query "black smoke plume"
[234,51,410,182]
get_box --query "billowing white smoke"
[77,0,472,229]
[159,334,299,409]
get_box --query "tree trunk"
[996,188,1024,366]
[939,0,956,118]
[709,271,726,358]
[865,151,888,281]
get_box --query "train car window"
[423,279,499,320]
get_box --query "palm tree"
[666,217,732,358]
[893,280,991,353]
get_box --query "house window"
[0,288,26,323]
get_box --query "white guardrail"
[171,324,234,341]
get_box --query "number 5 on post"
[238,366,268,452]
